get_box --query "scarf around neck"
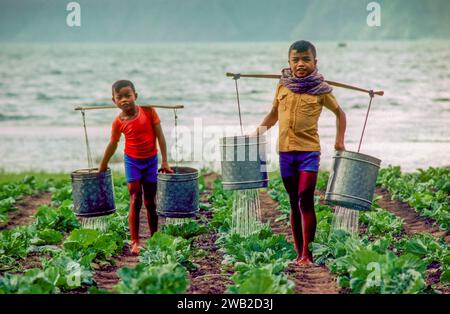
[280,68,332,95]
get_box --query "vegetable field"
[0,167,448,294]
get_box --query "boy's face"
[288,49,317,78]
[112,86,138,111]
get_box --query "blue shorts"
[279,151,320,177]
[124,154,158,183]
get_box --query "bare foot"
[130,241,140,255]
[295,257,313,266]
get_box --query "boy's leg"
[142,181,158,236]
[281,174,302,261]
[280,152,303,261]
[124,154,145,255]
[297,170,318,265]
[128,180,142,255]
[141,154,158,237]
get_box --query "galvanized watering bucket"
[220,135,268,190]
[71,168,116,217]
[325,150,381,211]
[157,167,199,218]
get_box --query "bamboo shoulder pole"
[74,104,184,111]
[225,72,384,96]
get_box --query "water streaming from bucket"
[79,216,110,232]
[165,217,191,225]
[331,205,360,235]
[231,189,263,237]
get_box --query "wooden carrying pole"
[225,72,384,96]
[74,104,184,111]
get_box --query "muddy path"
[259,191,340,294]
[0,192,52,230]
[187,228,232,294]
[187,172,232,293]
[375,187,449,243]
[0,192,54,274]
[92,208,157,291]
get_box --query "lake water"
[0,41,449,173]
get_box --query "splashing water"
[331,206,360,235]
[79,216,110,232]
[231,189,263,237]
[165,217,191,225]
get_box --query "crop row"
[209,179,297,293]
[268,172,449,294]
[0,176,130,293]
[0,176,65,224]
[377,166,449,230]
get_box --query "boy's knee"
[298,187,314,202]
[142,181,157,192]
[144,197,156,208]
[130,193,142,204]
[128,180,141,193]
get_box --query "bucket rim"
[220,135,267,145]
[220,142,267,147]
[220,135,266,140]
[71,167,111,177]
[157,210,199,218]
[157,166,199,177]
[333,150,381,165]
[75,208,116,217]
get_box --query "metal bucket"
[325,150,381,211]
[156,167,199,218]
[220,135,268,190]
[71,168,116,217]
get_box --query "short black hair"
[112,80,136,94]
[288,40,316,58]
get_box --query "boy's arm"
[323,93,346,151]
[99,141,118,172]
[153,123,174,173]
[334,107,346,151]
[251,84,281,136]
[254,106,278,136]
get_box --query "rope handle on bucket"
[230,73,244,136]
[357,91,374,153]
[80,110,94,171]
[173,108,179,171]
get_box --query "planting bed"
[0,167,448,294]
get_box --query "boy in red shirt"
[99,80,173,255]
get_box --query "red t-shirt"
[110,106,161,158]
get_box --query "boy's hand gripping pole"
[231,73,244,136]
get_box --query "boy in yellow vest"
[255,40,347,265]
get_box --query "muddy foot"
[296,257,314,267]
[130,241,140,255]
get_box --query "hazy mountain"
[0,0,449,42]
